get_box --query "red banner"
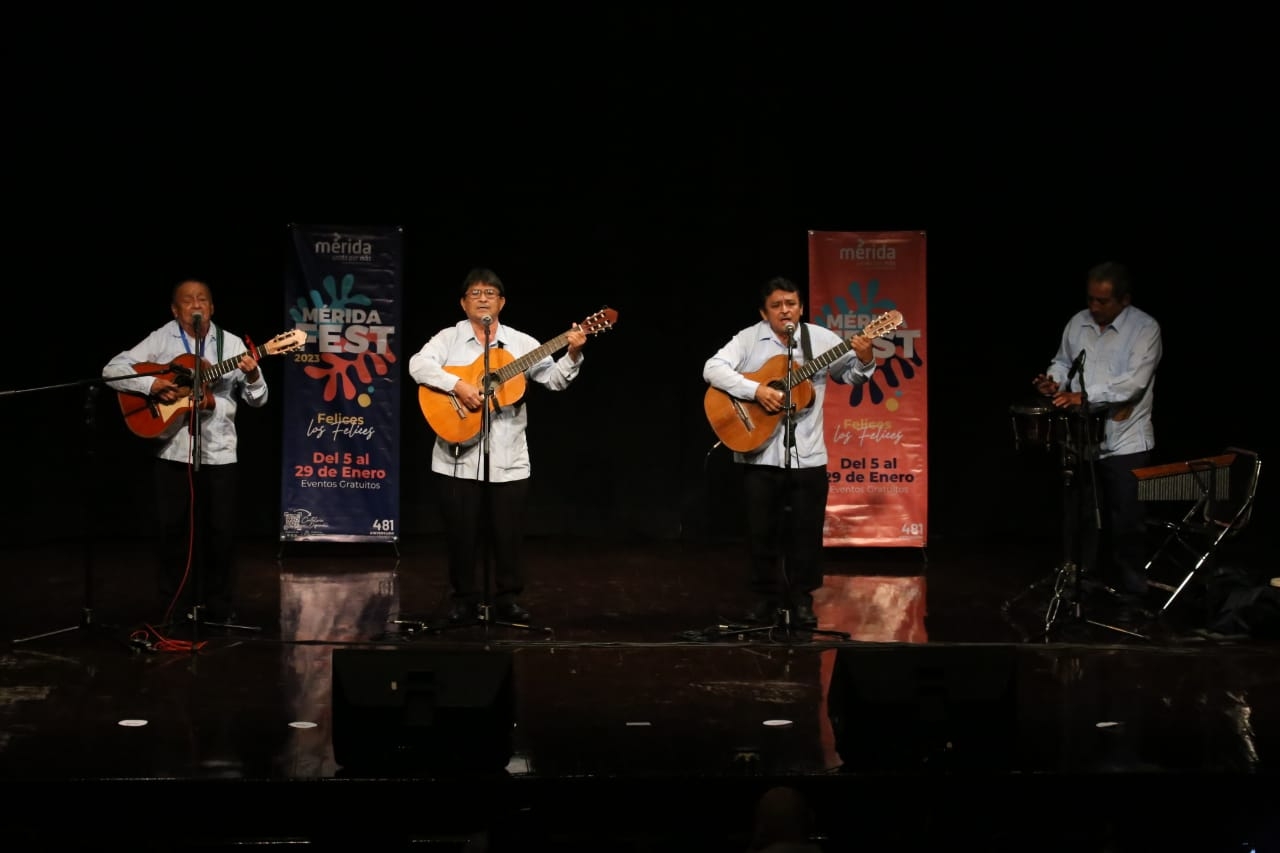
[808,230,927,547]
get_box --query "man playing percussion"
[1032,261,1163,600]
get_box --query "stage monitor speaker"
[827,643,1018,771]
[331,647,515,774]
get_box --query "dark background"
[4,12,1271,556]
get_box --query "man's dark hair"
[171,279,212,302]
[462,267,505,296]
[1087,262,1132,301]
[760,276,801,308]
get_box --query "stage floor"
[2,533,1278,851]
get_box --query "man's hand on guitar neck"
[236,352,261,383]
[566,322,587,361]
[850,333,874,365]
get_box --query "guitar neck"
[196,352,251,385]
[783,312,902,388]
[785,339,853,388]
[492,332,572,383]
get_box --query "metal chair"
[1144,447,1262,613]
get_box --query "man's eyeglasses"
[467,288,501,299]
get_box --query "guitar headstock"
[578,307,619,336]
[861,310,904,340]
[261,328,308,356]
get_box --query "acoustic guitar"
[117,328,307,439]
[703,310,904,453]
[418,307,618,445]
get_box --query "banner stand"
[808,230,928,549]
[278,224,404,547]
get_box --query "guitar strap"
[490,340,524,414]
[189,326,224,362]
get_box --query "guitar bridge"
[448,393,467,420]
[731,399,755,431]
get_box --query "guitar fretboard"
[783,312,903,389]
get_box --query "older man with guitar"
[103,278,292,626]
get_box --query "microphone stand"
[1041,411,1082,638]
[7,376,145,650]
[179,323,259,636]
[1003,351,1086,637]
[191,320,204,475]
[185,318,206,644]
[726,323,849,644]
[1042,351,1148,641]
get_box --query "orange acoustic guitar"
[117,328,307,439]
[703,310,904,453]
[418,307,618,445]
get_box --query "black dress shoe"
[791,602,818,628]
[496,601,531,622]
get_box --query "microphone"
[480,315,492,326]
[190,312,205,410]
[1067,348,1086,382]
[783,322,796,334]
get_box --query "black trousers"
[741,464,829,605]
[1076,450,1150,590]
[153,457,239,614]
[434,473,529,605]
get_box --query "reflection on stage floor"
[2,534,1278,851]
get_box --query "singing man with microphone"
[1032,261,1162,602]
[703,276,877,628]
[103,278,267,625]
[408,267,588,626]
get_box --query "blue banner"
[279,224,402,542]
